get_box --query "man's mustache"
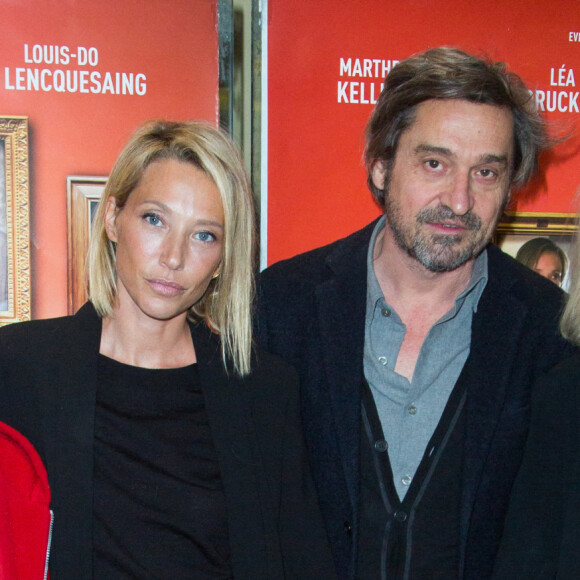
[416,206,482,231]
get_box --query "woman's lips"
[146,278,185,297]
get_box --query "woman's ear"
[104,197,120,242]
[211,262,222,280]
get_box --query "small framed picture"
[494,211,578,290]
[67,176,107,314]
[0,116,30,325]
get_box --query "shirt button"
[378,356,388,366]
[401,474,412,486]
[381,307,391,317]
[408,404,417,415]
[344,521,352,535]
[394,510,408,523]
[374,439,388,452]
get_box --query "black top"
[0,303,337,579]
[493,352,580,580]
[93,354,232,579]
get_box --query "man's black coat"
[257,219,572,580]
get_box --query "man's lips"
[146,278,185,297]
[425,221,467,231]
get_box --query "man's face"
[371,99,514,272]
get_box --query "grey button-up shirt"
[364,216,488,499]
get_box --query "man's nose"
[439,171,474,216]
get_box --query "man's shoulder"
[487,244,566,301]
[261,219,378,286]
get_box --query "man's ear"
[505,187,513,206]
[371,159,388,191]
[104,197,120,243]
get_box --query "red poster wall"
[1,0,218,319]
[266,0,580,265]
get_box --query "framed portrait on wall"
[494,211,578,290]
[67,176,107,314]
[0,116,30,325]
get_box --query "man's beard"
[384,199,496,272]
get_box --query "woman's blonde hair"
[560,221,580,345]
[87,120,256,376]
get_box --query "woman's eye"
[195,231,216,242]
[143,213,162,226]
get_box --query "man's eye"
[479,168,496,178]
[426,159,441,169]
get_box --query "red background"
[267,0,580,264]
[1,0,218,318]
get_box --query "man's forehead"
[401,98,514,153]
[412,98,513,125]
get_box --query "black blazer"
[0,303,336,580]
[493,352,580,580]
[257,219,573,580]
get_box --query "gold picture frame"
[0,116,30,325]
[67,176,107,314]
[495,210,578,237]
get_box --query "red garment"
[0,422,52,579]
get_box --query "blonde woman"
[494,235,580,578]
[0,121,335,579]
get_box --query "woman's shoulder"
[0,303,99,355]
[542,351,580,382]
[243,347,301,413]
[0,314,70,341]
[252,345,298,381]
[533,351,580,408]
[188,319,298,384]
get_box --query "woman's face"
[534,250,564,286]
[105,158,224,324]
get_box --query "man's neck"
[372,227,474,324]
[370,227,477,381]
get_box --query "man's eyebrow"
[414,144,453,157]
[478,153,509,167]
[414,145,510,166]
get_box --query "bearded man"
[257,47,574,580]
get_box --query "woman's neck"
[99,306,196,369]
